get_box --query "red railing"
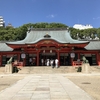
[12,62,23,68]
[72,61,83,66]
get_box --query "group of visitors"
[29,57,36,66]
[41,58,59,68]
[50,59,59,68]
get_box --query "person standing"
[29,57,32,66]
[52,59,55,68]
[33,57,36,66]
[50,59,53,68]
[41,58,44,66]
[55,59,59,68]
[47,59,49,66]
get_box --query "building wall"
[73,24,93,30]
[0,16,5,27]
[0,50,99,66]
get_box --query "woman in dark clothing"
[52,59,55,68]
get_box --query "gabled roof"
[0,43,13,51]
[6,29,89,45]
[85,41,100,50]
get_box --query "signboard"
[60,53,68,56]
[84,54,92,57]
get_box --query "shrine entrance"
[39,52,57,66]
[60,53,71,66]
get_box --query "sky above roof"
[0,0,100,28]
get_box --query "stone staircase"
[0,66,100,74]
[90,66,100,73]
[0,67,5,74]
[18,66,77,74]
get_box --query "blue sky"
[0,0,100,28]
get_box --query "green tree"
[0,22,99,41]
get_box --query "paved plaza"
[0,74,96,100]
[0,66,100,100]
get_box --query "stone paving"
[0,66,100,100]
[0,74,95,100]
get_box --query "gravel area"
[0,75,26,91]
[67,75,100,100]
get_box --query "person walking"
[52,59,55,68]
[47,59,49,66]
[41,58,44,66]
[55,58,59,68]
[50,59,53,68]
[29,57,32,66]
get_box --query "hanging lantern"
[50,50,52,53]
[43,50,45,53]
[21,53,26,59]
[70,52,75,58]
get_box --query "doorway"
[39,53,57,66]
[60,53,71,66]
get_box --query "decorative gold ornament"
[43,41,51,44]
[64,44,68,46]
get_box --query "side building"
[0,16,5,27]
[73,24,93,30]
[0,28,100,67]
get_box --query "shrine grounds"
[0,73,100,100]
[0,66,100,100]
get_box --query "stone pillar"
[82,63,91,73]
[5,64,13,74]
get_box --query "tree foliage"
[0,22,100,41]
[70,27,98,40]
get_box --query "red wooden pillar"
[37,51,39,66]
[23,59,25,66]
[78,53,80,59]
[97,52,100,66]
[0,54,2,66]
[71,58,73,66]
[18,54,20,62]
[0,54,1,66]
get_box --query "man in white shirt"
[55,59,59,68]
[47,59,49,66]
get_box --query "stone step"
[18,66,77,74]
[0,67,5,74]
[90,66,100,72]
[1,66,100,74]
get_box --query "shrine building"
[0,28,100,67]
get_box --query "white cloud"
[93,17,100,20]
[46,14,56,18]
